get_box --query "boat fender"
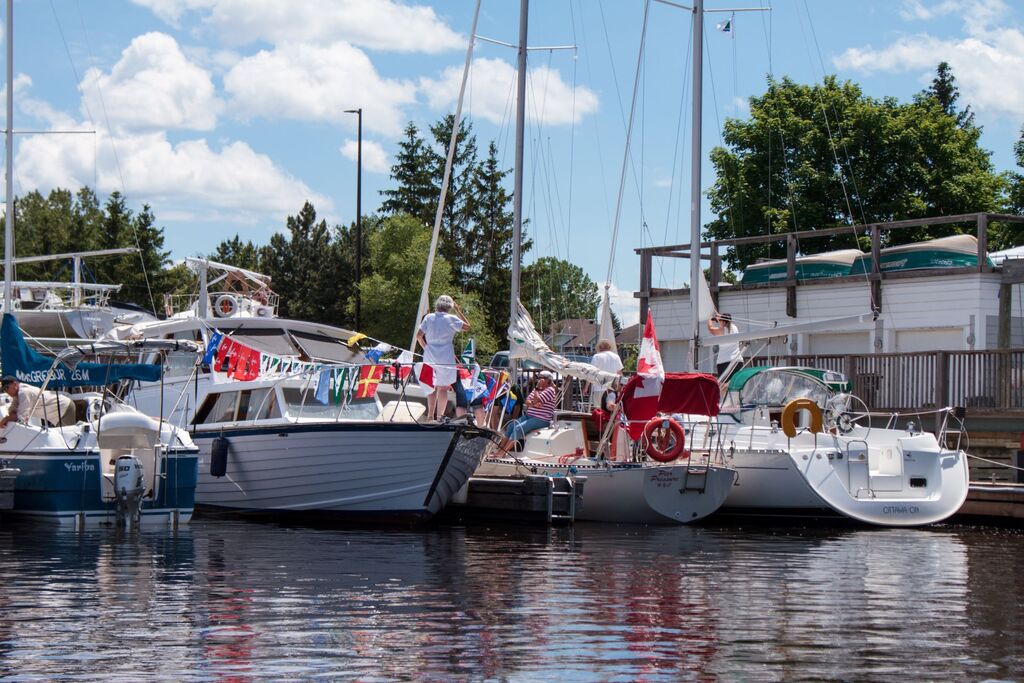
[781,398,823,438]
[643,417,687,463]
[210,436,229,477]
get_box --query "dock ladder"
[547,475,579,524]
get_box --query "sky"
[7,0,1024,327]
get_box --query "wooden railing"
[750,349,1024,415]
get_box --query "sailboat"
[0,0,204,528]
[460,0,737,525]
[670,2,970,526]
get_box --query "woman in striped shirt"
[498,370,557,452]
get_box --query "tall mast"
[688,0,703,370]
[3,0,12,315]
[509,0,528,359]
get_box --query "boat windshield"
[740,370,831,408]
[282,387,379,421]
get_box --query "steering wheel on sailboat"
[829,393,871,438]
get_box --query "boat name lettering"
[16,368,102,384]
[649,470,679,488]
[881,505,919,514]
[64,461,96,473]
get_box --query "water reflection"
[0,520,1020,681]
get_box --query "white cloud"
[16,128,328,221]
[79,32,222,133]
[654,177,673,189]
[420,57,599,126]
[608,282,640,327]
[224,42,416,136]
[341,139,390,174]
[131,0,463,53]
[836,0,1024,120]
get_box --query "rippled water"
[0,518,1021,681]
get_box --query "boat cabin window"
[282,387,378,420]
[193,389,281,424]
[740,371,830,408]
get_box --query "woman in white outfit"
[416,294,471,421]
[707,311,742,379]
[589,339,623,410]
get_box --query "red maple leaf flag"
[625,313,666,438]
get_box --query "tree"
[428,114,480,289]
[995,125,1024,248]
[706,76,1002,270]
[521,257,600,333]
[380,122,436,226]
[358,213,498,356]
[921,61,975,128]
[211,234,262,272]
[468,141,529,340]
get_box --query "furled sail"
[507,301,619,388]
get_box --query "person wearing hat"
[416,294,471,421]
[497,370,557,452]
[0,376,75,428]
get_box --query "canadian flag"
[625,313,665,438]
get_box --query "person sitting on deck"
[497,371,557,452]
[0,376,75,428]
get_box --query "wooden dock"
[0,467,16,510]
[955,482,1024,523]
[444,474,585,525]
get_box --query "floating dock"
[955,482,1024,523]
[444,474,585,525]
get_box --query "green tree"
[521,257,600,334]
[706,76,1002,270]
[211,234,262,272]
[380,122,436,226]
[358,214,497,356]
[920,61,974,128]
[427,114,479,289]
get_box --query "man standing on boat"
[589,339,623,410]
[416,295,471,421]
[707,312,743,380]
[0,376,75,427]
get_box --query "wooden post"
[786,233,797,318]
[870,225,882,313]
[639,252,652,325]
[710,242,721,309]
[934,350,948,434]
[844,354,856,388]
[977,213,988,273]
[999,282,1012,349]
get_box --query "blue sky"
[8,0,1024,325]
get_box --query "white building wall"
[649,272,1004,357]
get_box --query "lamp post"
[345,107,363,331]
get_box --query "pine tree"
[923,61,975,128]
[428,114,479,289]
[380,122,436,226]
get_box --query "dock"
[955,482,1024,523]
[444,475,585,525]
[0,466,17,510]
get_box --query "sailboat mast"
[3,0,12,315]
[509,0,528,369]
[688,0,704,370]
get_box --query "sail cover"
[1,313,163,387]
[508,301,619,389]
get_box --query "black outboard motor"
[210,436,229,477]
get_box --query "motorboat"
[0,313,200,527]
[688,366,970,526]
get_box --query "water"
[0,519,1021,682]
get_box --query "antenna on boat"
[4,0,13,316]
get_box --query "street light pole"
[345,107,363,331]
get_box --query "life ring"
[214,294,238,317]
[643,417,687,463]
[781,398,823,438]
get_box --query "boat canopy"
[727,366,851,396]
[620,372,722,418]
[1,313,165,387]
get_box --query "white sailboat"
[670,3,970,526]
[469,0,736,525]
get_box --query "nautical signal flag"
[416,362,434,388]
[355,365,384,399]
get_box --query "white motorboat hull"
[191,422,490,521]
[477,456,736,524]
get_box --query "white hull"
[694,420,970,526]
[192,422,489,521]
[476,457,736,524]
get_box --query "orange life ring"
[781,398,823,438]
[643,417,687,463]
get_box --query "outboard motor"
[114,455,145,529]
